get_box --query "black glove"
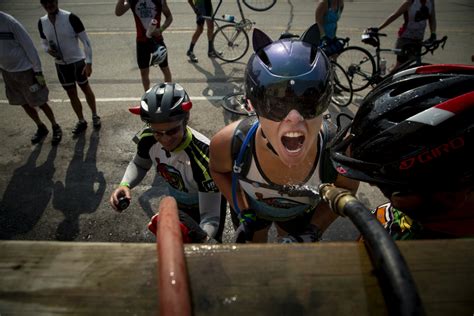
[148,210,210,243]
[367,27,379,33]
[177,210,208,243]
[428,32,436,42]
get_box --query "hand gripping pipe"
[157,196,192,316]
[319,184,425,316]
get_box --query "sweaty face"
[149,121,185,152]
[259,109,323,167]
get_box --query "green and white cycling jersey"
[122,126,221,237]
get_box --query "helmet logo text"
[399,136,465,170]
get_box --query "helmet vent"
[257,50,271,67]
[309,47,317,64]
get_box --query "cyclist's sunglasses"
[150,125,182,137]
[252,95,330,122]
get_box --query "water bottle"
[29,83,41,93]
[222,14,235,22]
[116,196,130,211]
[146,19,158,38]
[380,58,387,76]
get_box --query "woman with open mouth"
[210,24,359,243]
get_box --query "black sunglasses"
[150,125,182,137]
[252,91,331,122]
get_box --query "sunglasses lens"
[256,96,328,121]
[152,125,181,137]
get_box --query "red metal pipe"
[157,196,191,316]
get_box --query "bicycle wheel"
[337,46,376,92]
[212,24,249,62]
[331,61,353,107]
[242,0,276,11]
[222,92,255,116]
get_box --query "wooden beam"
[0,240,473,315]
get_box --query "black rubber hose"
[343,199,425,316]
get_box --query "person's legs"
[22,104,49,143]
[22,103,44,126]
[137,41,152,91]
[161,66,172,83]
[39,103,59,126]
[78,83,99,116]
[206,19,215,56]
[39,103,62,145]
[187,24,203,63]
[79,82,101,128]
[140,67,151,91]
[65,86,85,121]
[2,68,53,143]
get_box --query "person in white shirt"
[38,0,101,135]
[0,11,62,145]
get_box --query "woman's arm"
[428,0,437,35]
[315,1,328,37]
[157,0,173,35]
[378,0,410,31]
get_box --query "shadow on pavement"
[52,130,106,241]
[0,143,58,239]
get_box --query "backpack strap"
[231,117,259,217]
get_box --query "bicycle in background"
[202,0,276,62]
[335,29,448,91]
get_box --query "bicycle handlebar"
[421,35,448,55]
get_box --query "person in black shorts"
[0,11,62,145]
[39,0,101,135]
[186,0,216,62]
[115,0,173,91]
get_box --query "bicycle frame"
[368,33,447,83]
[203,0,250,28]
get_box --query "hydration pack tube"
[231,120,259,220]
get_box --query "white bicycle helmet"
[150,45,167,66]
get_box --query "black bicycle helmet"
[244,24,333,121]
[331,64,474,192]
[131,82,192,123]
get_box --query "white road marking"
[0,96,226,104]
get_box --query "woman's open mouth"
[281,131,305,153]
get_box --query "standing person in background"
[115,0,173,91]
[186,0,216,63]
[38,0,101,136]
[315,0,344,57]
[0,11,62,145]
[369,0,436,71]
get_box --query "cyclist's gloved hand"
[278,224,323,243]
[34,72,46,86]
[147,210,209,243]
[428,32,436,42]
[367,27,379,33]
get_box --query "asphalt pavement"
[1,0,473,243]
